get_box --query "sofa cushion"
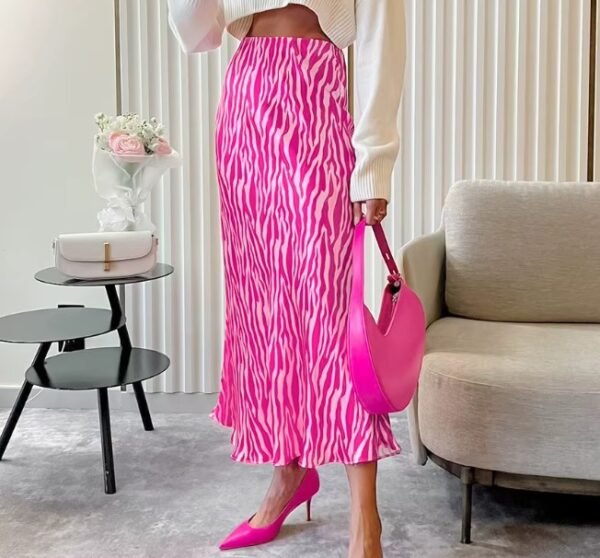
[444,179,600,322]
[418,317,600,481]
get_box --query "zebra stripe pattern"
[209,35,401,467]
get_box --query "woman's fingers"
[352,199,388,225]
[364,199,388,225]
[353,202,364,225]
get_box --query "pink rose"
[108,132,145,156]
[154,136,172,155]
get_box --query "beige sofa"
[401,179,600,543]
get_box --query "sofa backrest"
[443,179,600,322]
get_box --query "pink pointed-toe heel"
[218,467,320,551]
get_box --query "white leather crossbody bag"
[52,231,159,280]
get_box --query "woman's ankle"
[349,532,383,558]
[349,506,383,551]
[249,463,306,527]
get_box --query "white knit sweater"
[167,0,406,203]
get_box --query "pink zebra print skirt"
[209,35,401,467]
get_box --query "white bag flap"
[56,231,154,262]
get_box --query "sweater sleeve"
[350,0,407,203]
[167,0,225,54]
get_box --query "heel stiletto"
[218,467,320,551]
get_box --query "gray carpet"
[0,408,598,558]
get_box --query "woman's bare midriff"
[247,4,332,42]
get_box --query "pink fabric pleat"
[209,35,401,467]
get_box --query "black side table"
[0,263,173,494]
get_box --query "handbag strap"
[351,216,402,301]
[372,221,401,280]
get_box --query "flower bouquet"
[93,112,182,232]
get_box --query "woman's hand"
[352,199,388,226]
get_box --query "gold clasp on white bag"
[104,241,111,271]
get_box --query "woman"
[167,1,406,556]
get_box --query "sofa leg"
[460,466,474,544]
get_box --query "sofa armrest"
[398,227,446,465]
[398,227,446,327]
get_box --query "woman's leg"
[248,459,309,527]
[345,461,383,558]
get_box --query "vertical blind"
[117,0,593,394]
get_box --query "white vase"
[92,143,182,233]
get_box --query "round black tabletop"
[34,263,174,287]
[26,347,170,390]
[0,308,125,344]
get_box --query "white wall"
[0,1,117,389]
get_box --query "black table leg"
[97,388,116,494]
[132,381,154,431]
[0,380,33,460]
[105,285,132,350]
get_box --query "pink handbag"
[347,216,426,415]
